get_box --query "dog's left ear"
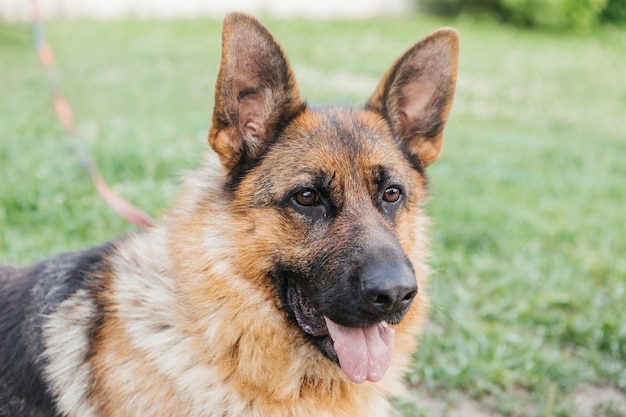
[209,13,305,171]
[367,28,459,168]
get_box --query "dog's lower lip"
[287,284,329,337]
[310,327,329,337]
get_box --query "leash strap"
[30,0,155,228]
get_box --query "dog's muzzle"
[280,249,417,384]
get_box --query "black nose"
[360,254,417,315]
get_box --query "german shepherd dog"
[0,13,458,417]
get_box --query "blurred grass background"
[1,13,625,417]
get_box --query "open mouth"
[286,283,395,384]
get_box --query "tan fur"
[65,13,458,417]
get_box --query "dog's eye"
[293,189,320,207]
[382,186,402,203]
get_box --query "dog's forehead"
[276,108,403,166]
[252,107,420,192]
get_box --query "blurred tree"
[603,0,626,23]
[420,0,626,29]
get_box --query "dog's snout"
[360,256,417,315]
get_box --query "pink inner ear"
[398,81,437,126]
[243,120,265,142]
[239,93,268,143]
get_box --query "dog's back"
[0,244,115,417]
[0,263,55,417]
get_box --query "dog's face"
[254,108,424,329]
[208,13,458,384]
[233,109,426,383]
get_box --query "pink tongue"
[324,317,395,384]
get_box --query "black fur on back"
[0,243,116,417]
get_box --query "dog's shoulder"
[0,242,118,417]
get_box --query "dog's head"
[208,13,458,384]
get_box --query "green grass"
[1,15,625,417]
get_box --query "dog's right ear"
[208,13,305,171]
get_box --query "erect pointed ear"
[367,28,459,168]
[208,13,306,171]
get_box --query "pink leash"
[30,0,154,228]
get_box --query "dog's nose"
[360,256,417,315]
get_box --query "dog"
[0,12,458,417]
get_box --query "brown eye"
[294,189,319,206]
[383,186,401,203]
